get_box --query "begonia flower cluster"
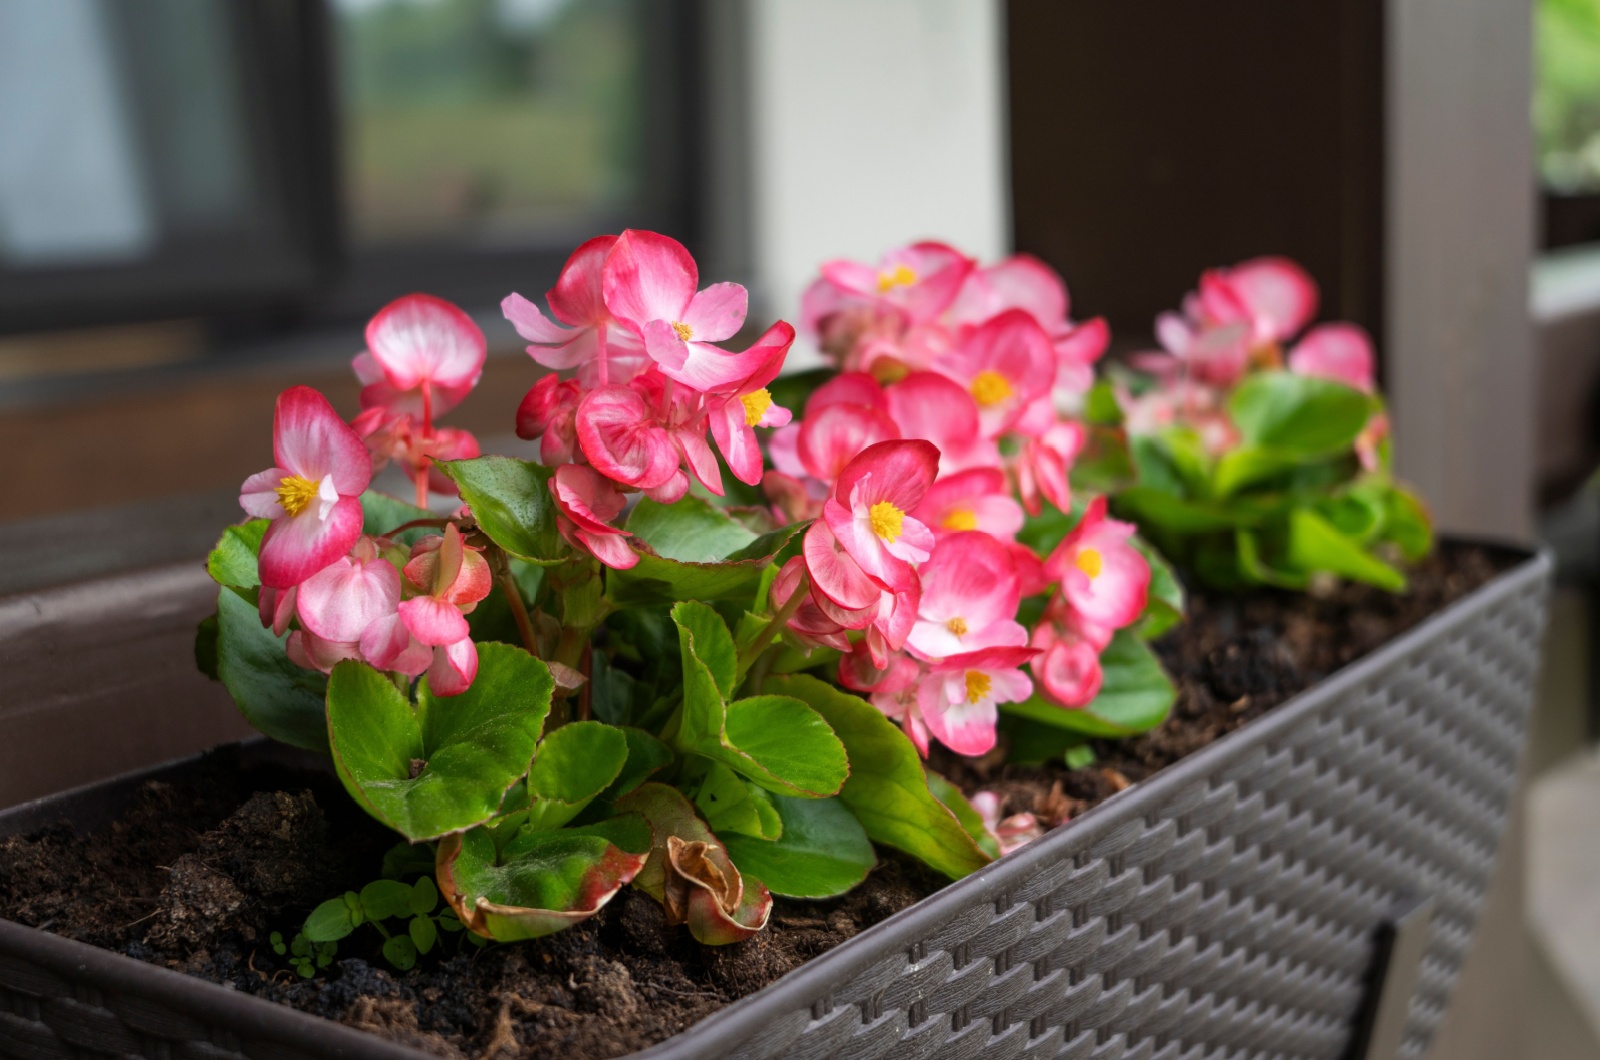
[771,244,1152,758]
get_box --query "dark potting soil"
[0,541,1519,1060]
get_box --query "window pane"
[335,0,646,248]
[1537,0,1600,192]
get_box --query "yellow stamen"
[671,321,694,341]
[942,508,978,531]
[869,501,905,543]
[964,670,992,703]
[740,388,773,427]
[1075,547,1104,579]
[876,263,918,292]
[969,369,1013,408]
[275,474,320,518]
[945,617,969,636]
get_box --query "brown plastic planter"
[0,543,1553,1060]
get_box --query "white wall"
[742,0,1010,355]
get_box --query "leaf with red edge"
[613,782,772,944]
[436,815,650,942]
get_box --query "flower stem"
[487,544,540,660]
[736,570,809,676]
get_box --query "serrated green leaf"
[215,586,329,753]
[326,643,553,841]
[927,772,1001,860]
[1006,630,1175,737]
[206,520,268,588]
[607,499,806,606]
[762,675,989,880]
[695,761,782,839]
[524,721,629,832]
[436,456,564,562]
[723,794,876,898]
[673,600,737,700]
[437,817,650,942]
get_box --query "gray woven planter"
[0,546,1553,1060]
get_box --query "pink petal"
[551,463,628,534]
[1055,316,1109,367]
[399,595,471,647]
[287,630,362,675]
[259,584,297,637]
[885,372,981,457]
[675,427,724,496]
[428,638,478,697]
[601,229,697,333]
[365,293,487,392]
[643,470,689,504]
[501,292,577,345]
[803,520,882,611]
[834,439,941,513]
[710,402,764,486]
[240,468,289,520]
[272,386,372,496]
[881,515,934,564]
[642,319,692,373]
[1035,638,1102,708]
[1223,256,1319,343]
[660,321,796,394]
[805,371,888,416]
[578,528,640,570]
[798,403,901,484]
[682,282,749,342]
[258,495,365,590]
[1288,322,1376,393]
[575,386,681,489]
[917,679,997,756]
[297,556,401,643]
[546,234,617,327]
[361,612,431,676]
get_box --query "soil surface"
[0,542,1518,1060]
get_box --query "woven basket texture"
[0,555,1551,1060]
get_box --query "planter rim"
[0,541,1551,1060]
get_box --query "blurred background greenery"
[1538,0,1600,192]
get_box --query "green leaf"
[436,456,563,562]
[1114,487,1249,533]
[1236,529,1310,589]
[359,491,434,545]
[762,675,990,879]
[605,727,675,800]
[1227,371,1371,457]
[723,795,876,898]
[303,897,355,942]
[358,879,415,921]
[1285,508,1407,591]
[409,915,437,955]
[382,842,436,881]
[1213,445,1305,497]
[1084,379,1123,426]
[671,603,847,798]
[1065,744,1098,769]
[410,876,439,916]
[326,642,554,841]
[524,721,629,831]
[927,772,1001,860]
[608,498,807,606]
[1129,535,1184,640]
[1383,484,1434,561]
[997,714,1090,766]
[206,520,268,588]
[695,761,783,839]
[1006,630,1176,737]
[382,934,418,971]
[215,586,329,753]
[437,817,651,942]
[195,613,220,681]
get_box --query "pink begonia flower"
[912,467,1024,540]
[873,684,933,757]
[359,293,486,421]
[501,235,645,386]
[550,464,638,571]
[515,374,584,465]
[575,385,682,493]
[1050,317,1111,396]
[806,370,890,415]
[258,584,297,637]
[287,628,363,674]
[708,330,794,486]
[802,519,884,612]
[970,792,1044,856]
[1287,322,1376,393]
[240,386,372,589]
[817,241,975,325]
[1047,497,1150,635]
[916,645,1037,756]
[947,255,1109,396]
[295,547,401,646]
[1199,256,1319,347]
[906,532,1027,659]
[793,402,902,485]
[771,557,852,652]
[1150,312,1252,389]
[884,372,1000,476]
[601,229,763,391]
[397,525,492,696]
[934,309,1056,438]
[1012,421,1085,517]
[1030,619,1104,708]
[629,369,722,499]
[823,440,940,594]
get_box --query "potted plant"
[0,237,1549,1060]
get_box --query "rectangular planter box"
[0,545,1553,1060]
